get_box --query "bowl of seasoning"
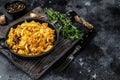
[5,1,26,18]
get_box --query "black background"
[0,0,120,80]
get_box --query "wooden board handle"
[74,15,94,29]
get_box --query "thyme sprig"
[44,8,83,41]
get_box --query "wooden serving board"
[0,7,95,80]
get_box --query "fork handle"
[71,45,81,55]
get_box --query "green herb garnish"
[44,8,83,41]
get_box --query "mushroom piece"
[30,12,44,19]
[30,12,37,18]
[0,14,6,25]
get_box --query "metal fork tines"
[55,45,81,72]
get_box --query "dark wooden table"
[0,0,120,80]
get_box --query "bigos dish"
[6,20,55,56]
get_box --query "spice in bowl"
[5,1,26,14]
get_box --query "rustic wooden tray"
[0,7,95,80]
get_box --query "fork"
[55,45,81,72]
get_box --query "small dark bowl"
[5,1,26,18]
